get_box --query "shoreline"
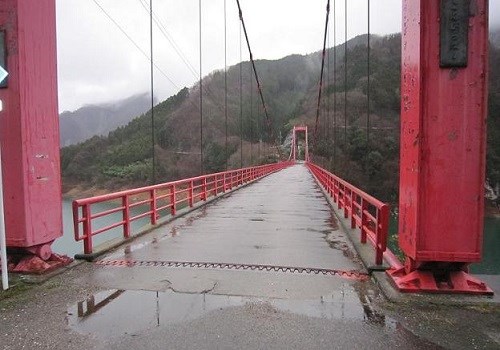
[63,181,500,219]
[485,201,500,218]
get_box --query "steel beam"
[0,0,67,273]
[388,0,492,294]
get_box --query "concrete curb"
[309,170,500,306]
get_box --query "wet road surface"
[1,165,499,349]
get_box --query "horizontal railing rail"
[306,162,391,266]
[73,161,293,254]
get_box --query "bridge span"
[0,164,456,349]
[90,164,365,296]
[1,164,499,349]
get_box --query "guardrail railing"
[73,162,293,254]
[306,162,391,266]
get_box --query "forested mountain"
[59,93,155,146]
[487,32,500,205]
[61,31,500,206]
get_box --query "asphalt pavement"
[0,165,498,349]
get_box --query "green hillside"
[61,33,500,206]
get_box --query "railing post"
[343,187,348,218]
[170,184,176,216]
[202,177,207,201]
[330,176,334,197]
[351,192,357,229]
[123,195,130,239]
[150,189,158,225]
[334,180,339,204]
[223,173,227,192]
[72,201,80,242]
[376,204,390,265]
[361,199,368,244]
[214,175,218,196]
[189,181,194,207]
[82,204,93,254]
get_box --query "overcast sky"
[56,0,500,112]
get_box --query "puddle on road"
[67,286,397,341]
[107,206,209,259]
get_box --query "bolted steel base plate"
[386,267,494,295]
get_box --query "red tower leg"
[0,1,66,272]
[388,0,492,295]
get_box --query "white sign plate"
[0,66,7,84]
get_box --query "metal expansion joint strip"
[95,259,369,281]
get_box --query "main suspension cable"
[137,0,228,127]
[235,0,283,159]
[92,0,179,90]
[137,0,198,78]
[313,0,331,151]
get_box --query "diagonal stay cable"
[92,0,180,91]
[137,0,198,79]
[96,0,224,137]
[136,0,227,117]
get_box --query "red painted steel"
[388,0,492,295]
[73,162,293,255]
[0,2,62,259]
[306,162,391,267]
[290,126,309,162]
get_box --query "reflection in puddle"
[107,206,209,259]
[67,286,396,341]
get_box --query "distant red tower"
[291,126,309,162]
[0,0,66,271]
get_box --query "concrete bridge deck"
[94,164,363,297]
[0,165,499,349]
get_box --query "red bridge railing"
[73,162,293,255]
[306,162,391,266]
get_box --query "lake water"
[388,215,500,275]
[54,200,499,275]
[52,199,151,257]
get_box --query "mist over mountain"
[59,93,156,146]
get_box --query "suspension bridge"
[0,0,499,349]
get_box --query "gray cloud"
[56,0,500,112]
